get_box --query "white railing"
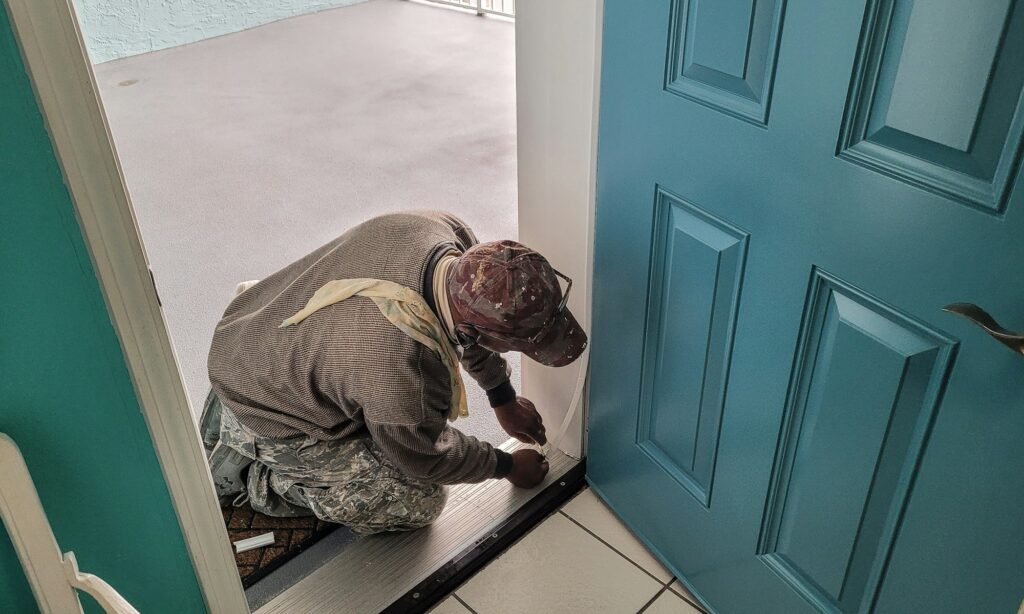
[422,0,515,18]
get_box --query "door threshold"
[387,456,586,613]
[254,439,583,614]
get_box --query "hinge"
[148,267,161,306]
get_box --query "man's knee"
[358,482,447,534]
[310,481,448,535]
[409,483,447,527]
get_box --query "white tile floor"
[431,487,707,614]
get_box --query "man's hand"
[506,449,549,488]
[494,396,547,445]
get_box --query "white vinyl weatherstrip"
[235,533,276,554]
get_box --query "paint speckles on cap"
[448,240,587,368]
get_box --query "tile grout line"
[666,578,708,613]
[557,510,667,586]
[636,584,670,614]
[557,493,708,613]
[452,593,478,614]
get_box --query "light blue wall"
[0,4,207,612]
[72,0,369,63]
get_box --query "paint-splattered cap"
[448,240,587,367]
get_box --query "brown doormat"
[222,502,338,587]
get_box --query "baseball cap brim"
[522,308,588,367]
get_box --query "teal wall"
[72,0,368,63]
[0,5,207,613]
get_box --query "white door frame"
[4,0,602,609]
[516,0,603,459]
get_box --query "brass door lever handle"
[943,302,1024,355]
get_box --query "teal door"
[589,1,1024,613]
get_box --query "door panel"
[590,0,1024,612]
[838,0,1024,214]
[757,269,956,613]
[638,187,748,507]
[665,0,786,124]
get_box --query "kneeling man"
[201,211,586,534]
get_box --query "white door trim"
[516,0,603,458]
[3,0,248,611]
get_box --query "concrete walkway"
[93,0,517,444]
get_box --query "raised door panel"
[757,270,957,613]
[839,0,1024,214]
[665,0,786,125]
[636,187,748,507]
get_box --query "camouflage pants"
[200,392,446,535]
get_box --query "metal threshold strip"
[255,439,581,614]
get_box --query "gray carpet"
[93,0,517,444]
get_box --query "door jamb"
[516,0,603,459]
[4,0,602,610]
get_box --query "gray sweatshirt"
[207,211,513,484]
